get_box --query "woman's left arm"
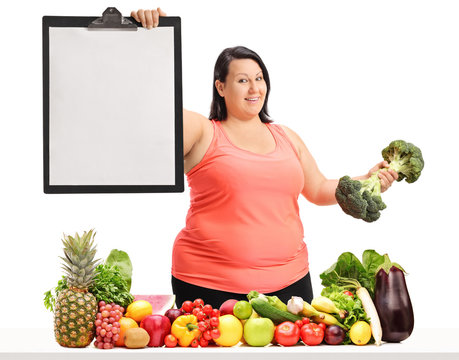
[281,126,398,206]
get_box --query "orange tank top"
[172,120,309,293]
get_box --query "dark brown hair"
[209,46,272,123]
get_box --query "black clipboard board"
[43,8,183,194]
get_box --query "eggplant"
[374,260,414,343]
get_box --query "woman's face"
[215,58,267,121]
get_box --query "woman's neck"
[223,114,263,130]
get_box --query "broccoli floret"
[381,140,424,183]
[336,139,423,222]
[336,175,387,223]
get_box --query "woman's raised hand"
[130,8,167,29]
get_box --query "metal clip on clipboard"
[88,7,137,31]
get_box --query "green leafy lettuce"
[106,249,133,291]
[320,249,385,298]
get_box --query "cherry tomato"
[274,321,301,346]
[197,311,207,321]
[193,298,205,308]
[181,300,194,314]
[317,322,327,331]
[192,307,201,316]
[343,290,354,298]
[295,320,303,329]
[210,317,219,327]
[199,336,209,347]
[210,328,221,339]
[202,304,213,317]
[164,334,177,348]
[211,309,221,318]
[203,330,213,341]
[191,339,199,348]
[302,317,310,325]
[300,323,324,346]
[198,321,208,332]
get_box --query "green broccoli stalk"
[335,140,424,222]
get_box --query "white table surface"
[0,328,458,360]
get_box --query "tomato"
[317,322,327,331]
[197,311,207,321]
[210,328,221,339]
[192,307,201,317]
[210,317,219,327]
[199,336,209,347]
[202,304,213,317]
[211,309,221,318]
[274,321,301,346]
[191,339,199,348]
[295,320,303,329]
[181,301,194,314]
[193,298,205,308]
[300,323,324,346]
[164,334,178,348]
[302,317,310,325]
[343,290,354,298]
[203,330,213,341]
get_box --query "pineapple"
[54,229,100,347]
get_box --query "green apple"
[243,318,275,346]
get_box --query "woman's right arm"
[131,8,208,159]
[183,109,206,158]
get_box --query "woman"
[131,8,398,307]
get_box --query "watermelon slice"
[133,294,176,315]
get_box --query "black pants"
[172,273,313,309]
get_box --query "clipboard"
[43,8,183,193]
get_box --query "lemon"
[125,300,153,323]
[214,315,243,347]
[349,321,372,345]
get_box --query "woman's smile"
[245,96,261,104]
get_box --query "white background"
[1,0,458,331]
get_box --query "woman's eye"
[256,77,263,81]
[238,79,248,83]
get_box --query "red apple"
[219,299,239,316]
[140,315,171,347]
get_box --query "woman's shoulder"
[276,124,303,153]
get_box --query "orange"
[125,300,153,323]
[116,317,139,347]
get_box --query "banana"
[311,296,348,319]
[300,301,323,318]
[311,312,348,330]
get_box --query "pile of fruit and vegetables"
[44,229,414,349]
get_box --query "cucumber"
[250,297,302,324]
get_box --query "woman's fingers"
[130,10,140,23]
[131,8,166,29]
[145,10,154,29]
[136,9,147,27]
[152,9,160,27]
[379,168,398,192]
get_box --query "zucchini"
[250,297,302,325]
